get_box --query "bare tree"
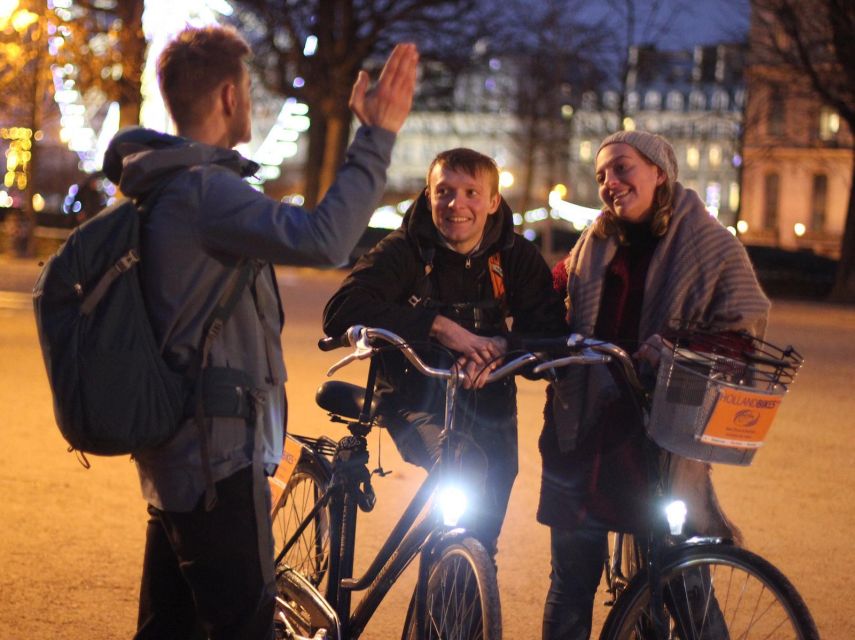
[1,0,51,256]
[231,0,480,208]
[603,0,690,128]
[0,0,145,255]
[750,0,855,301]
[63,0,147,128]
[487,0,604,218]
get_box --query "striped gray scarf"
[553,183,770,451]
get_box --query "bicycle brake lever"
[325,343,375,377]
[532,353,612,374]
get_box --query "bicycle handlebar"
[322,327,645,394]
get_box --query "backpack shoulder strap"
[488,251,505,301]
[81,170,187,314]
[190,260,258,511]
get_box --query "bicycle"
[532,328,819,639]
[268,325,544,640]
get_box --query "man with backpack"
[323,148,566,553]
[99,26,417,639]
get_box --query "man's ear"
[221,81,237,117]
[487,192,501,215]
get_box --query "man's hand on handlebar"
[456,338,507,389]
[430,315,507,389]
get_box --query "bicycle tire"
[600,542,818,640]
[274,565,339,640]
[402,536,502,640]
[271,457,331,590]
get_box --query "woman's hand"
[633,333,665,368]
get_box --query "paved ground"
[1,258,853,638]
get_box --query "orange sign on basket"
[268,436,304,512]
[700,387,783,449]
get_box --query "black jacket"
[323,191,565,419]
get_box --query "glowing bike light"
[665,499,687,535]
[437,485,469,527]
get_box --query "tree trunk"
[116,0,145,128]
[18,0,48,258]
[828,160,855,302]
[303,104,352,209]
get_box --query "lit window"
[627,91,639,111]
[603,91,619,110]
[579,140,593,162]
[819,108,840,141]
[644,91,661,110]
[687,146,700,169]
[666,91,684,111]
[709,144,722,167]
[705,183,721,218]
[729,182,740,212]
[711,89,729,111]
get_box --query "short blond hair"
[157,25,251,130]
[426,148,500,196]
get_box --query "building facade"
[740,15,853,258]
[569,44,747,228]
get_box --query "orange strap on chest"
[488,252,505,300]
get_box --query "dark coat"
[323,191,566,420]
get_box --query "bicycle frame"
[275,331,491,639]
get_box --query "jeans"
[135,465,275,640]
[542,522,609,640]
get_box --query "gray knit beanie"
[597,130,678,186]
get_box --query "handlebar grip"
[318,334,350,351]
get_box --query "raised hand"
[349,42,419,133]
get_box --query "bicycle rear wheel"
[404,536,502,640]
[600,543,818,640]
[271,458,331,589]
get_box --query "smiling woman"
[541,128,771,639]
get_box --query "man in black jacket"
[323,148,565,550]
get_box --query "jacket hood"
[103,126,259,198]
[400,190,516,260]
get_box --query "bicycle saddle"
[315,381,392,426]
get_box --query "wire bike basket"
[647,330,803,465]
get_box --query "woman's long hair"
[590,179,675,242]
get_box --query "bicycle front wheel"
[405,536,502,640]
[271,458,331,589]
[600,543,818,640]
[274,565,338,640]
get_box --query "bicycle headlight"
[665,499,687,535]
[437,485,469,527]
